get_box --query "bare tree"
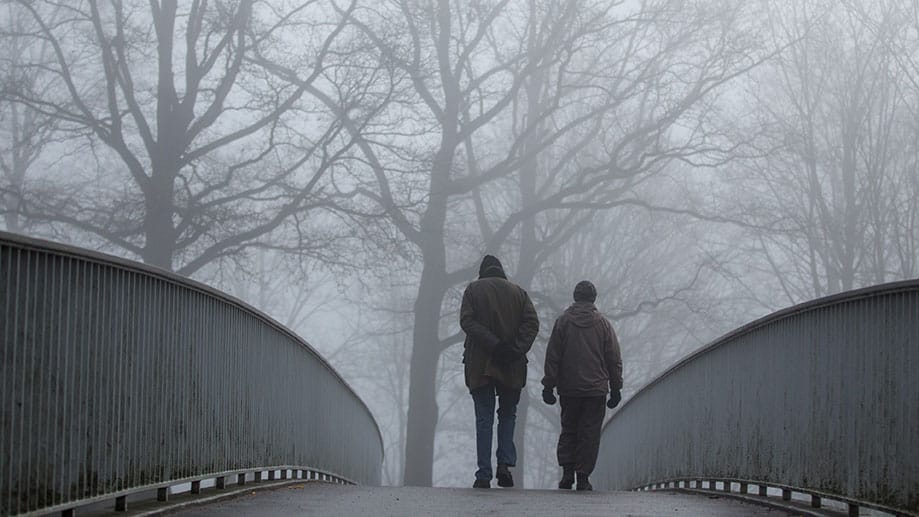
[326,0,765,486]
[2,0,373,274]
[723,0,919,302]
[0,2,60,233]
[845,0,919,280]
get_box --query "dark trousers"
[558,395,606,475]
[471,383,521,480]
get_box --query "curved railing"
[0,231,383,515]
[594,280,919,515]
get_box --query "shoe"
[473,478,490,488]
[558,466,574,489]
[496,464,514,488]
[576,472,592,491]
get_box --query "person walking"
[460,255,540,489]
[541,280,623,491]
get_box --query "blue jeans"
[471,383,520,480]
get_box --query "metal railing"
[0,231,383,515]
[594,280,919,515]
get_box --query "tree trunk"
[402,261,447,486]
[512,40,547,485]
[2,203,20,233]
[403,39,458,481]
[142,173,177,270]
[402,166,450,485]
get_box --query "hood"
[478,254,507,279]
[565,301,602,328]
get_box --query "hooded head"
[573,280,597,303]
[478,254,507,279]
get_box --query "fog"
[1,0,917,489]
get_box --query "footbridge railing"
[0,231,383,515]
[594,280,919,515]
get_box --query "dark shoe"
[576,472,592,491]
[473,478,490,488]
[496,464,514,488]
[558,467,574,489]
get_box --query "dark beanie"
[573,280,597,302]
[479,255,505,278]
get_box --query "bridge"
[1,231,916,516]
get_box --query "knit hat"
[573,280,597,302]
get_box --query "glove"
[607,389,621,409]
[542,387,557,405]
[492,341,522,364]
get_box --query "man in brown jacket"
[541,280,623,491]
[460,255,540,489]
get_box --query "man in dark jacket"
[460,255,540,489]
[541,280,623,491]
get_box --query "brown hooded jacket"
[542,301,622,397]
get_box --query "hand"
[492,342,521,364]
[606,389,621,409]
[542,387,557,405]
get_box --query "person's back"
[461,273,535,390]
[460,255,539,489]
[545,301,619,398]
[542,280,622,491]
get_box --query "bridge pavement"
[169,482,793,516]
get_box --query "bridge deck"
[166,482,799,516]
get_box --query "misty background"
[1,0,917,489]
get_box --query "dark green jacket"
[460,276,539,391]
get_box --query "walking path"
[170,482,796,516]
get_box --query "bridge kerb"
[0,231,384,515]
[594,279,919,514]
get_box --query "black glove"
[607,389,621,409]
[492,341,521,364]
[542,387,557,405]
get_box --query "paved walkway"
[173,482,790,516]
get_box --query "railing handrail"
[1,230,386,515]
[638,476,915,517]
[596,278,919,514]
[606,278,919,427]
[0,229,384,451]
